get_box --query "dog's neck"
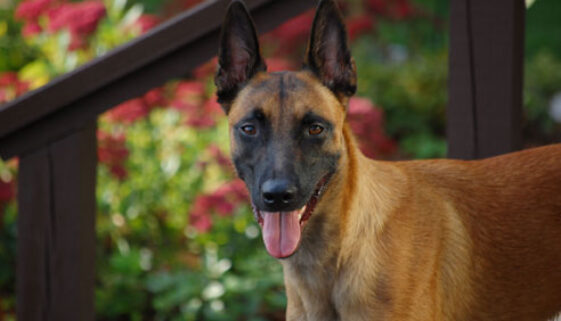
[281,121,398,273]
[281,123,361,271]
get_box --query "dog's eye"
[240,124,257,136]
[308,124,324,136]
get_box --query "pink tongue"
[261,210,302,258]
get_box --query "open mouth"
[252,174,332,259]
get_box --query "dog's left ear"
[305,0,357,104]
[215,0,267,113]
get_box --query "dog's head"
[215,0,356,258]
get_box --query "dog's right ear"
[304,0,356,104]
[214,0,267,113]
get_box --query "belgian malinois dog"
[214,0,561,320]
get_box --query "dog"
[214,0,561,320]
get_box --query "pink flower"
[47,1,106,50]
[134,14,159,34]
[348,97,396,159]
[346,15,374,41]
[22,21,43,37]
[189,207,213,233]
[106,98,149,124]
[48,1,106,35]
[15,0,52,21]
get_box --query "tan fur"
[227,70,561,321]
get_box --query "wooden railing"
[0,0,524,319]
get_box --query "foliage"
[1,0,561,320]
[523,51,561,145]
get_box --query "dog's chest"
[283,255,341,320]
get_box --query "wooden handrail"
[0,0,315,159]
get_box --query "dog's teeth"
[298,207,306,220]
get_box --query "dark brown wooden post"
[17,121,96,321]
[447,0,525,159]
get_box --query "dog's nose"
[261,179,297,209]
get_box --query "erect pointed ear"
[214,0,267,113]
[304,0,357,103]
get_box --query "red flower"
[0,73,18,87]
[189,195,215,232]
[47,1,106,50]
[394,0,414,19]
[347,97,396,159]
[162,0,204,20]
[143,87,166,108]
[207,144,231,169]
[263,10,314,54]
[106,98,149,124]
[22,21,42,37]
[134,14,159,34]
[192,58,217,79]
[214,179,248,205]
[203,96,222,114]
[171,81,223,129]
[185,115,215,129]
[0,72,30,103]
[346,15,374,41]
[366,0,387,14]
[97,130,129,180]
[189,206,213,233]
[0,179,14,203]
[49,1,106,34]
[171,81,205,113]
[265,58,294,72]
[188,179,249,232]
[109,165,127,180]
[365,0,415,20]
[183,97,223,129]
[15,0,52,21]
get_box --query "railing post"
[17,121,97,320]
[447,0,525,159]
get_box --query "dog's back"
[389,144,561,320]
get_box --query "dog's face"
[215,0,356,258]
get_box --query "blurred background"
[1,0,560,320]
